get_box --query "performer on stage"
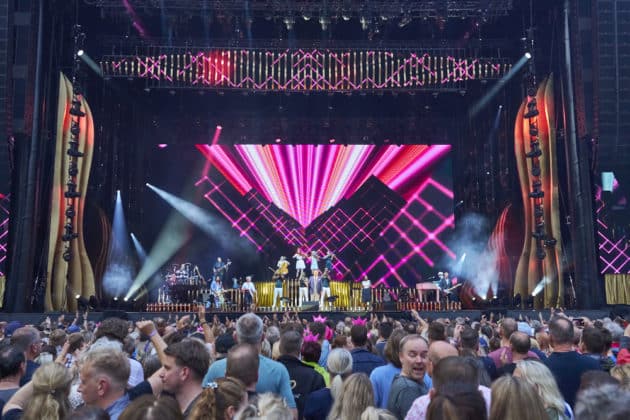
[322,250,335,273]
[319,269,331,310]
[210,275,224,309]
[293,248,306,278]
[309,269,321,302]
[241,275,257,309]
[438,271,460,302]
[298,272,309,307]
[276,256,290,279]
[272,274,284,310]
[213,257,230,282]
[361,275,372,309]
[310,250,320,274]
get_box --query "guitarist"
[210,275,224,309]
[213,257,231,282]
[439,271,460,302]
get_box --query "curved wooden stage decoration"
[513,76,564,308]
[45,73,96,311]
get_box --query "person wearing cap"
[214,333,236,360]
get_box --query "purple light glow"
[595,184,629,273]
[193,144,455,286]
[0,194,10,277]
[157,144,168,149]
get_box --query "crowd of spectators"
[0,306,628,420]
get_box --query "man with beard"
[387,334,429,420]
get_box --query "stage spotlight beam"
[78,51,103,78]
[469,53,532,118]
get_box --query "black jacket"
[277,355,326,420]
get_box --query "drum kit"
[163,263,204,302]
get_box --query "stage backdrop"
[145,144,455,288]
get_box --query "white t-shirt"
[241,282,256,294]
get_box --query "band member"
[298,272,309,307]
[436,271,444,284]
[276,256,290,279]
[319,269,331,310]
[361,275,372,309]
[241,275,257,308]
[210,275,224,309]
[293,248,306,278]
[310,250,320,273]
[272,274,284,310]
[308,269,321,302]
[322,250,335,272]
[438,271,459,302]
[213,257,230,282]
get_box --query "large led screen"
[146,144,455,287]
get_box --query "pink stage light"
[157,144,168,149]
[197,144,451,227]
[329,138,336,143]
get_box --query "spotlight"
[544,238,557,247]
[525,52,532,59]
[123,297,129,302]
[329,138,336,143]
[76,295,89,310]
[319,15,330,31]
[525,147,542,158]
[398,14,412,28]
[69,99,85,117]
[523,106,539,119]
[77,49,84,57]
[283,16,295,31]
[275,138,282,143]
[113,296,119,301]
[360,16,369,30]
[64,190,81,199]
[62,232,79,242]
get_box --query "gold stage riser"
[150,279,461,312]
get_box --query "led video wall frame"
[193,144,455,287]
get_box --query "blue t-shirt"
[203,354,296,409]
[370,363,432,409]
[275,279,283,288]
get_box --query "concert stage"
[0,309,617,326]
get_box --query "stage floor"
[0,308,618,325]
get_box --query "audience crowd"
[0,306,628,420]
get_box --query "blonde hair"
[326,348,353,400]
[189,377,245,420]
[516,360,566,414]
[610,364,630,390]
[490,375,547,420]
[360,407,397,420]
[234,393,292,420]
[327,373,374,420]
[22,362,72,420]
[80,348,130,390]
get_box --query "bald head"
[501,318,518,339]
[509,331,531,355]
[427,341,458,377]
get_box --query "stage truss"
[100,46,512,93]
